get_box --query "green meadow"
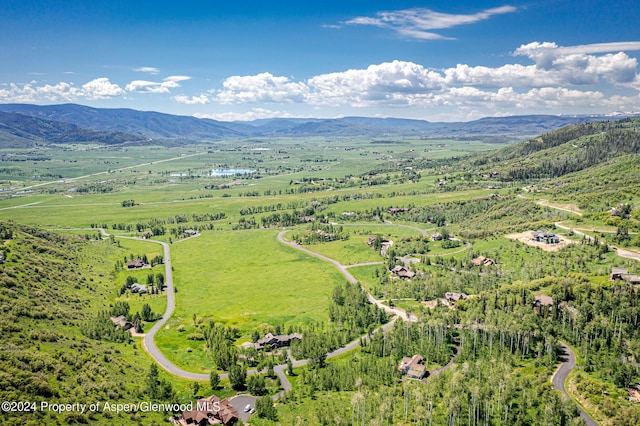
[153,229,347,371]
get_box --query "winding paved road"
[552,342,598,426]
[93,229,406,397]
[554,222,640,263]
[277,230,417,322]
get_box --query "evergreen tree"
[255,396,277,420]
[229,364,246,391]
[209,371,220,390]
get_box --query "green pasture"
[284,223,426,266]
[153,229,346,371]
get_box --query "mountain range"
[0,103,632,147]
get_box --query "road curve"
[552,342,598,426]
[277,230,417,322]
[105,230,403,395]
[554,222,640,263]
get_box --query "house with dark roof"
[392,265,416,280]
[532,231,560,244]
[246,333,303,351]
[126,258,147,269]
[398,354,427,379]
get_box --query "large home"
[532,231,560,244]
[610,267,640,284]
[126,258,147,269]
[184,229,198,237]
[387,207,410,214]
[367,235,390,247]
[533,295,554,312]
[246,333,303,351]
[445,292,468,305]
[391,265,416,280]
[130,283,147,294]
[110,315,133,331]
[398,354,427,379]
[174,395,239,426]
[471,256,495,266]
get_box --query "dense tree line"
[203,321,239,371]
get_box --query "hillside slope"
[0,223,168,425]
[0,103,625,141]
[0,111,146,147]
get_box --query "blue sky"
[1,0,640,121]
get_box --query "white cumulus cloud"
[307,60,445,106]
[216,72,309,104]
[174,94,210,105]
[82,78,125,100]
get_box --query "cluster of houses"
[241,332,302,351]
[398,354,427,379]
[611,267,640,284]
[172,395,239,426]
[532,231,560,244]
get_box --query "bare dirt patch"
[537,200,583,215]
[505,231,574,252]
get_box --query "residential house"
[126,259,147,269]
[174,394,239,426]
[250,333,303,351]
[398,354,427,379]
[445,292,468,305]
[130,283,147,294]
[472,256,495,266]
[110,315,133,331]
[184,229,198,237]
[142,231,154,239]
[532,231,560,244]
[611,267,629,280]
[387,207,410,214]
[611,267,640,284]
[533,295,554,312]
[431,233,443,241]
[367,235,390,247]
[391,265,416,280]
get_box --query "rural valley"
[1,105,640,425]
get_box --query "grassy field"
[153,229,347,371]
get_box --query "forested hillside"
[0,222,168,425]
